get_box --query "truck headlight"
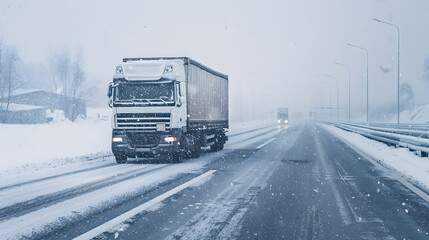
[164,136,177,143]
[112,137,123,142]
[277,120,281,123]
[285,120,288,124]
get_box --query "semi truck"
[107,57,228,163]
[277,107,289,125]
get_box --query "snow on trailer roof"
[122,57,228,80]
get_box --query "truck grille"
[126,132,160,148]
[116,113,171,130]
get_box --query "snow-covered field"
[0,109,112,175]
[354,103,429,124]
[0,111,279,239]
[321,124,429,192]
[0,107,273,176]
[398,104,429,123]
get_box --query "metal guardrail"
[331,122,429,157]
[338,122,429,138]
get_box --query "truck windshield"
[114,83,175,104]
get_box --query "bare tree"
[400,82,415,111]
[49,48,86,121]
[0,41,21,123]
[49,49,71,94]
[69,49,85,121]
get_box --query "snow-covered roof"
[0,103,47,111]
[8,88,47,97]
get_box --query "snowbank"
[0,117,112,174]
[399,104,429,123]
[354,103,429,123]
[0,108,273,175]
[321,124,429,191]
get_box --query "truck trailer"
[107,57,228,163]
[277,107,289,125]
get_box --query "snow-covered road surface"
[1,123,429,239]
[0,124,282,239]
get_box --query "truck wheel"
[210,143,218,152]
[210,134,225,152]
[115,155,127,164]
[211,141,224,151]
[217,141,224,150]
[169,152,183,163]
[191,143,201,158]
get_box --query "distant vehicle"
[277,107,289,125]
[107,57,229,163]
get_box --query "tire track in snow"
[165,161,278,240]
[0,164,169,221]
[0,162,117,191]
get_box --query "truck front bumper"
[111,130,181,158]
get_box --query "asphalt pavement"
[33,123,429,239]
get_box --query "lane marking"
[73,170,217,240]
[320,124,429,203]
[256,137,276,149]
[313,133,354,225]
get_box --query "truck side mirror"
[176,82,182,107]
[108,98,113,108]
[107,83,113,98]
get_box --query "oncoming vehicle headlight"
[112,137,123,142]
[285,120,288,124]
[164,136,177,143]
[277,120,281,123]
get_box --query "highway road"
[1,123,428,239]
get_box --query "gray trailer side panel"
[186,62,228,130]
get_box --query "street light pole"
[324,74,339,122]
[333,62,351,122]
[239,78,243,124]
[319,80,332,121]
[310,86,323,121]
[347,43,369,125]
[373,18,400,126]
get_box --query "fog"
[1,0,429,122]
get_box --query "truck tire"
[210,141,224,151]
[217,141,224,150]
[210,133,225,152]
[115,155,127,164]
[210,142,218,152]
[191,143,201,158]
[168,151,183,163]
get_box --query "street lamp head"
[373,18,381,22]
[332,61,349,68]
[324,73,336,79]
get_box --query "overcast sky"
[1,0,428,121]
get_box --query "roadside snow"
[0,109,272,177]
[0,119,112,173]
[401,104,429,123]
[321,124,429,191]
[354,103,429,124]
[0,159,210,240]
[0,108,112,177]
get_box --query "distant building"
[0,90,86,123]
[0,103,50,124]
